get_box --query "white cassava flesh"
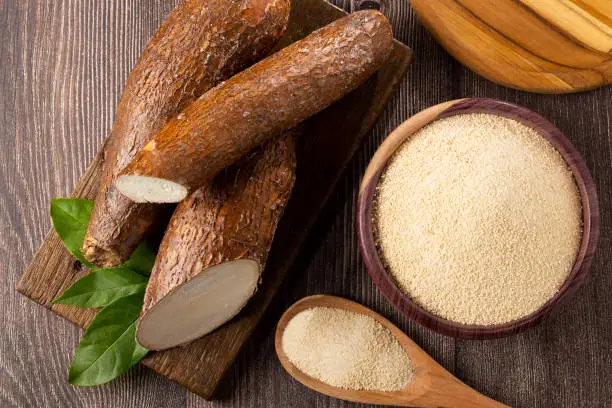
[136,260,259,350]
[116,175,188,203]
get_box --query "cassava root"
[116,10,393,203]
[137,133,296,350]
[82,0,290,267]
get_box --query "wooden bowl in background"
[356,98,600,339]
[409,0,612,94]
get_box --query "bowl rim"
[356,98,600,339]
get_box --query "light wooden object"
[14,0,412,399]
[410,0,612,93]
[275,295,509,407]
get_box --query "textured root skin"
[137,134,296,345]
[82,0,291,268]
[118,10,393,200]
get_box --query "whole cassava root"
[82,0,290,268]
[136,133,296,350]
[116,10,393,204]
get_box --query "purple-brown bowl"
[357,98,600,339]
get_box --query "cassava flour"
[282,307,412,391]
[374,113,582,325]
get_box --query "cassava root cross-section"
[116,10,393,204]
[136,133,296,350]
[82,0,290,267]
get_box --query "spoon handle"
[408,364,510,408]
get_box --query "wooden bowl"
[356,98,600,339]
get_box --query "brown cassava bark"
[118,10,393,200]
[138,133,296,340]
[83,0,290,267]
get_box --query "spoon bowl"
[275,295,508,407]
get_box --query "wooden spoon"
[275,295,509,407]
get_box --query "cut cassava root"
[137,134,296,350]
[114,176,188,204]
[82,0,290,267]
[117,10,393,203]
[138,259,260,350]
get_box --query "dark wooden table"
[2,1,610,407]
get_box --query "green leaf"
[50,198,157,275]
[53,269,148,308]
[50,198,94,267]
[123,240,156,276]
[68,294,148,386]
[49,198,157,385]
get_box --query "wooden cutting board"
[410,0,612,93]
[15,0,412,400]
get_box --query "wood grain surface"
[410,0,612,93]
[1,1,611,407]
